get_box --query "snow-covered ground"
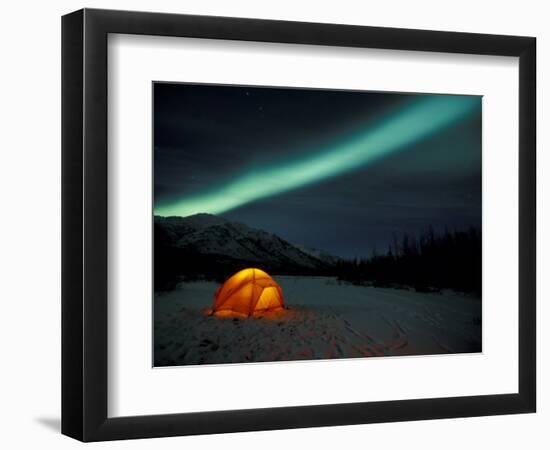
[154,276,481,366]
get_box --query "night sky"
[154,83,481,259]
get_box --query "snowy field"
[154,276,481,366]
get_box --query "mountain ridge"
[154,213,338,288]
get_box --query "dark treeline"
[335,227,481,295]
[156,219,481,295]
[154,223,235,291]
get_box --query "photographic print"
[153,83,482,367]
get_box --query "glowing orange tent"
[211,268,284,317]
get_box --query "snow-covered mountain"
[154,213,336,274]
[294,244,341,266]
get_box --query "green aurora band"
[154,95,480,217]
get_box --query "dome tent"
[211,268,284,317]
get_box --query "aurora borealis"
[154,84,481,258]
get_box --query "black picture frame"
[62,8,536,442]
